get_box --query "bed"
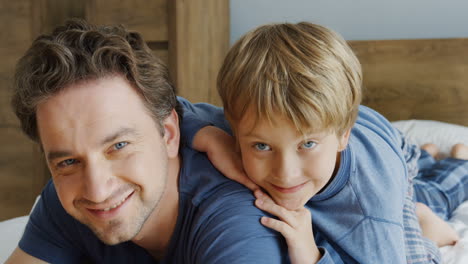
[1,37,468,263]
[349,37,468,263]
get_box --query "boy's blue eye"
[254,143,271,151]
[114,142,128,150]
[301,141,316,149]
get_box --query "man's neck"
[132,156,181,259]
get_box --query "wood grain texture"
[31,0,84,36]
[0,0,49,220]
[0,127,39,221]
[0,0,32,126]
[169,0,230,106]
[85,0,168,42]
[0,75,18,126]
[0,0,230,221]
[349,38,468,126]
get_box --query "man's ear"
[338,128,351,152]
[163,109,180,159]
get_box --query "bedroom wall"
[230,0,468,43]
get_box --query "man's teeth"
[100,196,127,211]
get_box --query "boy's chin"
[274,196,308,211]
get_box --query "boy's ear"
[338,128,351,151]
[163,109,180,158]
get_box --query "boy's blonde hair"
[217,22,362,136]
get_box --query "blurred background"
[1,0,468,221]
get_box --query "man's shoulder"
[180,147,268,227]
[175,147,288,263]
[179,146,252,204]
[175,183,288,263]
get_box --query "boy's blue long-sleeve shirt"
[178,97,420,263]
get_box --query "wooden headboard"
[348,38,468,126]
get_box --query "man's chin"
[93,225,138,245]
[84,218,141,245]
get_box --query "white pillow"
[0,216,29,263]
[392,120,468,158]
[0,196,39,262]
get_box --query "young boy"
[181,22,468,263]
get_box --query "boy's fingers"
[254,189,266,198]
[255,197,296,225]
[261,216,292,238]
[236,174,259,191]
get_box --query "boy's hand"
[254,190,321,264]
[193,126,259,191]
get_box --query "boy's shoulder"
[353,105,403,151]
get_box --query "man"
[6,19,285,263]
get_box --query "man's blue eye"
[254,143,271,151]
[301,141,316,149]
[114,142,128,150]
[58,159,76,167]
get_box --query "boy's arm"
[177,96,231,147]
[178,97,258,190]
[253,190,322,263]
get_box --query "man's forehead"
[36,76,149,148]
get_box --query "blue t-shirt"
[19,149,291,263]
[178,98,416,264]
[18,99,290,264]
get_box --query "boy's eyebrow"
[238,132,264,139]
[46,127,139,162]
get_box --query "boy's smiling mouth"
[271,182,307,194]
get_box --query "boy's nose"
[274,153,301,182]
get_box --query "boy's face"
[36,75,180,245]
[236,109,350,210]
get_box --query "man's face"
[236,109,350,210]
[36,75,180,245]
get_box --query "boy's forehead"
[237,108,322,137]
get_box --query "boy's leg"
[403,194,441,263]
[451,143,468,159]
[413,145,468,220]
[415,202,459,247]
[421,143,439,159]
[402,138,441,262]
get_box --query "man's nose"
[82,158,112,203]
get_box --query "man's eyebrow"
[100,127,139,146]
[47,151,73,163]
[46,127,138,162]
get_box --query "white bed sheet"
[440,201,468,263]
